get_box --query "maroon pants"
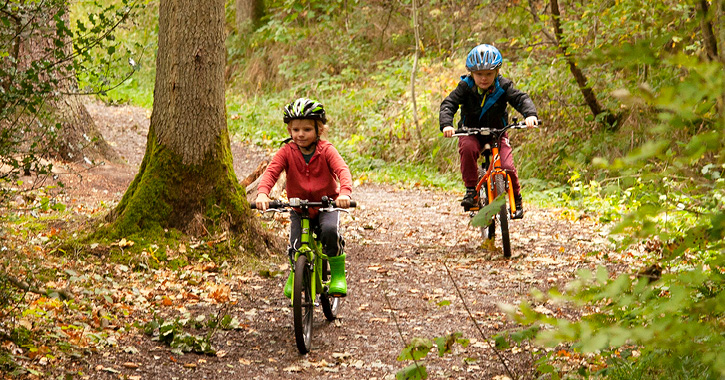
[458,133,520,195]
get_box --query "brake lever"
[259,208,288,214]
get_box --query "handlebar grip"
[250,200,285,210]
[330,200,357,208]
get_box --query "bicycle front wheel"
[479,183,495,241]
[320,259,340,321]
[494,174,511,258]
[293,255,313,354]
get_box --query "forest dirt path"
[50,103,623,380]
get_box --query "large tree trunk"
[107,0,264,246]
[12,1,118,163]
[549,0,619,130]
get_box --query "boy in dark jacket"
[439,44,538,218]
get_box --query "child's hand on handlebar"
[442,126,455,138]
[524,116,539,127]
[255,193,270,211]
[336,195,351,208]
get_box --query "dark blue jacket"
[439,74,537,131]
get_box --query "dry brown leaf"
[209,284,231,303]
[202,262,218,272]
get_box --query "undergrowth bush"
[499,44,724,378]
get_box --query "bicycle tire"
[479,184,495,240]
[494,174,511,258]
[320,259,340,321]
[293,255,313,354]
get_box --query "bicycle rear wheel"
[320,259,340,321]
[494,174,511,258]
[293,255,313,354]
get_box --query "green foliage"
[470,194,506,227]
[501,30,725,376]
[142,312,242,355]
[603,349,720,380]
[1,0,145,202]
[72,0,157,107]
[395,333,469,379]
[397,363,428,380]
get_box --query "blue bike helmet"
[465,44,502,71]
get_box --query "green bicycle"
[252,196,356,354]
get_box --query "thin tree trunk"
[550,0,618,130]
[698,0,719,61]
[410,0,422,141]
[235,0,264,33]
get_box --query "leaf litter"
[0,102,635,379]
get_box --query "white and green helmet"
[283,98,327,124]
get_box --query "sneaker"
[512,193,524,219]
[460,189,477,210]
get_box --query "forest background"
[1,0,724,378]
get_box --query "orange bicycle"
[454,118,540,258]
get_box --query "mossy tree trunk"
[107,0,261,245]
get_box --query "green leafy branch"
[141,310,243,356]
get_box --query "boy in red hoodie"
[256,98,353,298]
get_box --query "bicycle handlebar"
[452,119,542,137]
[250,197,357,210]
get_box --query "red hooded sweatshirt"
[258,140,353,218]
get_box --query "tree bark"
[550,0,619,130]
[235,0,265,33]
[698,0,719,61]
[11,1,118,163]
[410,0,421,141]
[107,0,265,247]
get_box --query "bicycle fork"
[291,217,327,307]
[475,150,518,218]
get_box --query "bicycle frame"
[474,138,517,218]
[252,196,353,354]
[291,211,329,306]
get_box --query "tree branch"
[3,275,72,300]
[442,260,518,380]
[549,0,618,130]
[525,0,556,44]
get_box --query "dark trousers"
[289,210,344,259]
[458,132,520,195]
